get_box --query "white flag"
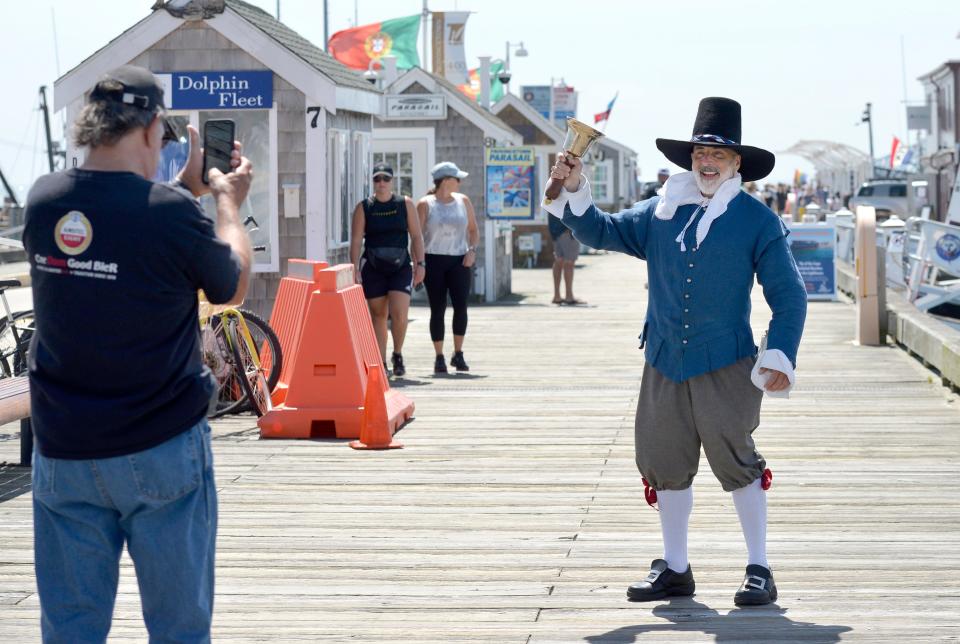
[433,12,469,85]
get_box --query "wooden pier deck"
[2,251,959,642]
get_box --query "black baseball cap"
[89,65,166,112]
[372,163,394,179]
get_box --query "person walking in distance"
[548,212,583,305]
[417,162,480,373]
[23,65,252,641]
[350,163,425,377]
[642,168,671,200]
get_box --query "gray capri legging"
[634,356,766,492]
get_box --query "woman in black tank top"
[349,163,425,377]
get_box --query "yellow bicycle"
[199,295,280,418]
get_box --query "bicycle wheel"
[0,310,35,378]
[236,309,282,391]
[226,317,273,417]
[202,317,250,418]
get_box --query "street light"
[364,59,379,85]
[861,102,876,179]
[501,41,528,89]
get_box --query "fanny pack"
[365,246,409,273]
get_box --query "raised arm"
[543,155,651,259]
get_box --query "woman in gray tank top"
[417,161,480,374]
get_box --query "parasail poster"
[485,146,535,220]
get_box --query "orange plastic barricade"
[258,263,414,439]
[266,259,328,407]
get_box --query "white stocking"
[657,486,693,572]
[731,478,768,568]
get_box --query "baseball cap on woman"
[372,163,394,179]
[431,161,468,181]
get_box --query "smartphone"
[201,119,236,184]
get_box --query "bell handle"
[544,154,577,201]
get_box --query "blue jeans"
[32,420,217,643]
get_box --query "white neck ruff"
[653,171,743,250]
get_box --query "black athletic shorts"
[361,260,413,299]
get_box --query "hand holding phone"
[202,119,236,185]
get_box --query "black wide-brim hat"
[655,97,775,182]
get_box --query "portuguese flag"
[457,60,506,104]
[327,15,421,71]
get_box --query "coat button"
[684,308,689,313]
[682,339,688,345]
[684,324,689,329]
[689,263,694,268]
[686,278,692,283]
[684,294,690,299]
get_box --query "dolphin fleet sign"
[155,71,273,110]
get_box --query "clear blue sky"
[1,0,957,199]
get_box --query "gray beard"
[694,167,736,197]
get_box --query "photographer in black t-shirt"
[23,65,251,642]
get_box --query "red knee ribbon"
[761,468,773,491]
[642,477,659,510]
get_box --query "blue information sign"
[788,224,836,301]
[520,85,551,119]
[160,71,273,110]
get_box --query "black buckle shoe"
[627,559,695,602]
[450,351,469,371]
[434,355,447,374]
[391,353,405,377]
[734,564,777,606]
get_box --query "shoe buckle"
[743,574,766,591]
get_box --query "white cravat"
[654,171,743,251]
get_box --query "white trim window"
[373,150,416,198]
[591,159,614,204]
[327,129,350,247]
[352,131,372,206]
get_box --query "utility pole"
[862,102,875,179]
[276,0,279,20]
[323,0,328,50]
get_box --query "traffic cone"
[349,366,403,450]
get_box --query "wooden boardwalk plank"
[1,252,959,642]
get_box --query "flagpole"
[323,0,328,50]
[422,0,429,70]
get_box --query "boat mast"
[39,86,58,173]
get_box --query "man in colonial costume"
[543,97,807,606]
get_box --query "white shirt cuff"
[541,177,593,217]
[750,348,795,398]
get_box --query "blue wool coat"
[562,192,807,382]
